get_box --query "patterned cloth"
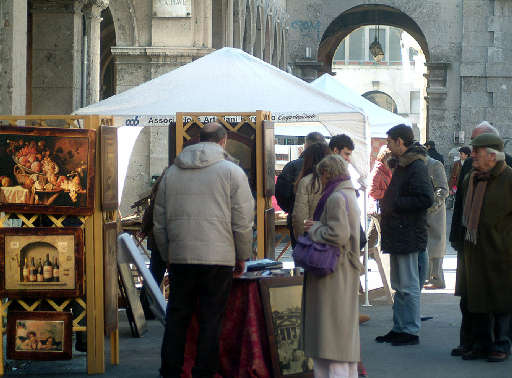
[183,279,272,378]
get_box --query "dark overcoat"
[461,162,512,313]
[380,145,434,255]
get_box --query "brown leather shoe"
[423,283,446,290]
[487,351,509,362]
[359,314,370,324]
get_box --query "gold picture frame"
[0,227,84,298]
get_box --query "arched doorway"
[319,4,430,140]
[318,5,430,72]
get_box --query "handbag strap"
[313,175,350,221]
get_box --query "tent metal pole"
[362,188,371,307]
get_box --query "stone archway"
[314,4,440,140]
[107,0,138,47]
[317,4,430,73]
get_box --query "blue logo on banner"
[125,116,140,126]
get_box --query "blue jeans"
[390,252,421,335]
[418,250,429,289]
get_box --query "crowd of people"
[142,120,510,378]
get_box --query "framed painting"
[259,276,313,378]
[103,221,119,335]
[7,311,72,360]
[100,126,118,210]
[263,120,275,198]
[0,126,96,215]
[0,227,84,298]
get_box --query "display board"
[0,115,117,375]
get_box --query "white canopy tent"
[75,47,369,175]
[311,74,411,138]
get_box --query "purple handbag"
[292,175,349,276]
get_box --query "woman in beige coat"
[292,143,331,238]
[302,154,362,378]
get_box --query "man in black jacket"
[375,125,434,346]
[449,121,512,357]
[424,140,445,165]
[275,132,325,247]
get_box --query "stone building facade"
[286,0,512,161]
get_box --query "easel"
[363,215,393,304]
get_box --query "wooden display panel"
[0,114,115,375]
[100,126,118,211]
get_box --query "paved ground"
[5,209,511,377]
[6,292,511,378]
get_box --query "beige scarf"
[462,161,505,244]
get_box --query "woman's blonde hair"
[316,154,349,182]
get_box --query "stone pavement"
[5,291,512,378]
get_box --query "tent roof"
[75,48,361,116]
[311,74,411,138]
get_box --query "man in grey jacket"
[153,122,254,378]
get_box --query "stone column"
[425,62,451,146]
[82,0,109,106]
[225,0,234,47]
[30,0,82,114]
[0,0,27,115]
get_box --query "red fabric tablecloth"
[183,279,272,378]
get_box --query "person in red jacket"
[369,145,393,212]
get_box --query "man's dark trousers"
[160,264,233,378]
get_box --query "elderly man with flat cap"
[458,133,512,362]
[449,121,512,357]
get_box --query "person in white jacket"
[153,122,254,378]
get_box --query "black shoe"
[451,345,468,356]
[462,349,488,360]
[375,330,400,343]
[391,332,419,346]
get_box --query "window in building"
[410,91,420,114]
[409,47,419,62]
[333,40,346,62]
[389,27,402,63]
[363,91,398,113]
[369,28,386,62]
[349,28,364,62]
